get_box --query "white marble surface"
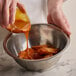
[0,0,76,76]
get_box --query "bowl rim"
[3,23,70,62]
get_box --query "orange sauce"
[7,7,31,58]
[7,8,31,33]
[6,7,58,60]
[18,45,58,59]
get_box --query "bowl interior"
[5,24,69,58]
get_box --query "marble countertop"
[0,0,76,76]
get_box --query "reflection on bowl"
[3,24,70,71]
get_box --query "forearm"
[48,0,63,12]
[48,0,66,7]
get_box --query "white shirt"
[19,0,48,24]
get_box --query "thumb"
[17,2,26,13]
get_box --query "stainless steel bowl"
[3,24,70,71]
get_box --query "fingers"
[53,10,71,35]
[0,0,18,27]
[9,0,17,24]
[0,0,3,26]
[62,11,70,29]
[2,0,10,26]
[17,2,26,13]
[0,0,25,27]
[9,2,26,24]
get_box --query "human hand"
[47,0,71,36]
[0,0,25,27]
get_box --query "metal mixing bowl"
[3,24,70,71]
